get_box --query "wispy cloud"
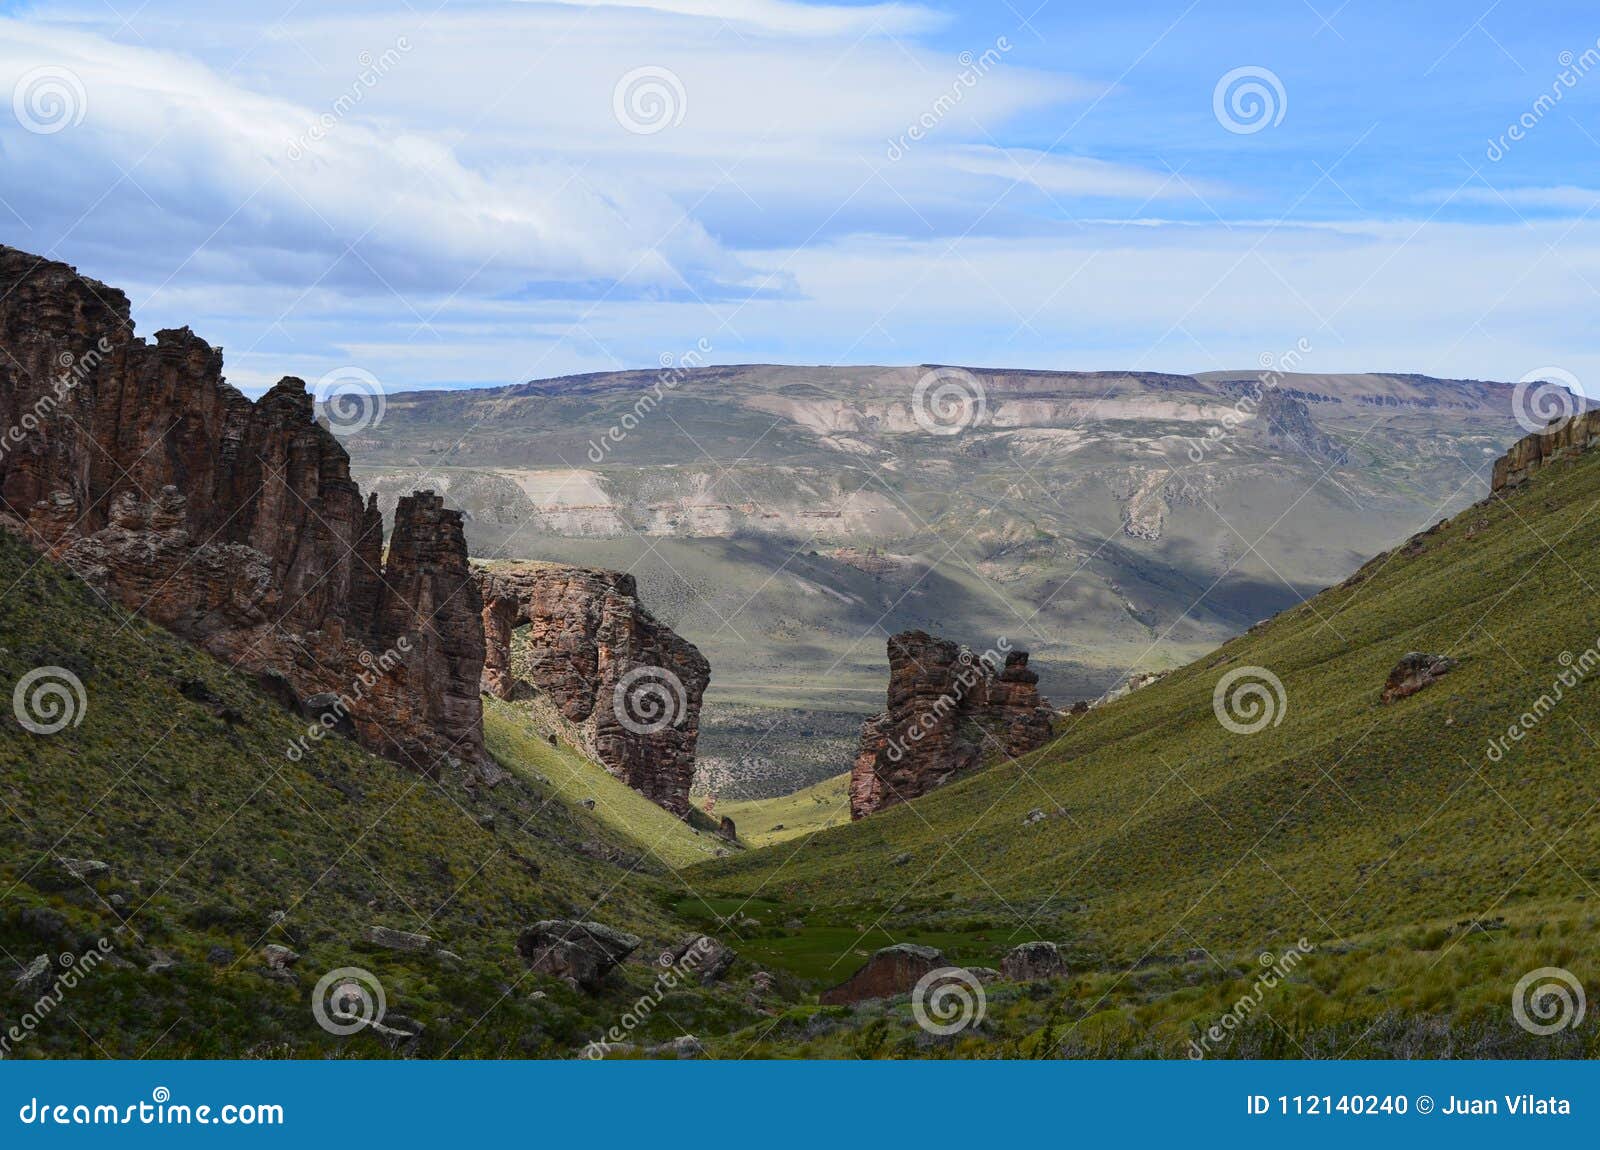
[507,0,946,37]
[946,145,1229,201]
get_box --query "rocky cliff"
[0,246,485,775]
[475,562,710,815]
[1491,410,1600,493]
[849,630,1053,819]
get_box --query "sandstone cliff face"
[475,562,709,815]
[849,630,1053,819]
[1491,410,1600,493]
[0,246,484,774]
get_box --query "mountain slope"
[0,529,757,1056]
[682,433,1600,1055]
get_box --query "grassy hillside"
[716,773,850,847]
[0,531,760,1057]
[482,696,732,869]
[687,442,1600,1056]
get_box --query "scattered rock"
[1380,652,1458,703]
[1000,940,1068,981]
[819,943,944,1005]
[718,816,737,842]
[891,852,912,866]
[578,798,597,811]
[650,1034,703,1059]
[1023,808,1046,826]
[56,857,109,882]
[668,935,737,984]
[262,944,299,971]
[369,1015,425,1047]
[516,920,641,992]
[146,951,177,975]
[13,954,53,998]
[363,926,436,954]
[969,966,1002,984]
[177,678,221,705]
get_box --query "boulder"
[261,943,299,971]
[1380,652,1458,703]
[363,926,435,954]
[56,857,109,881]
[1000,941,1067,981]
[649,1034,703,1059]
[13,954,53,998]
[819,943,944,1005]
[517,920,641,992]
[668,935,737,984]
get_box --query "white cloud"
[0,18,746,296]
[508,0,946,37]
[946,145,1228,202]
[1453,185,1600,212]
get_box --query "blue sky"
[1,0,1597,394]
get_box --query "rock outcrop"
[1000,941,1067,981]
[516,919,641,992]
[819,943,944,1005]
[849,631,1053,819]
[1380,652,1457,703]
[1491,410,1600,493]
[475,562,709,816]
[1251,388,1349,465]
[0,246,484,773]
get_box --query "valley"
[349,364,1528,798]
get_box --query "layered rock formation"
[1491,410,1600,493]
[475,562,709,815]
[1251,388,1349,465]
[0,246,484,773]
[849,631,1053,819]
